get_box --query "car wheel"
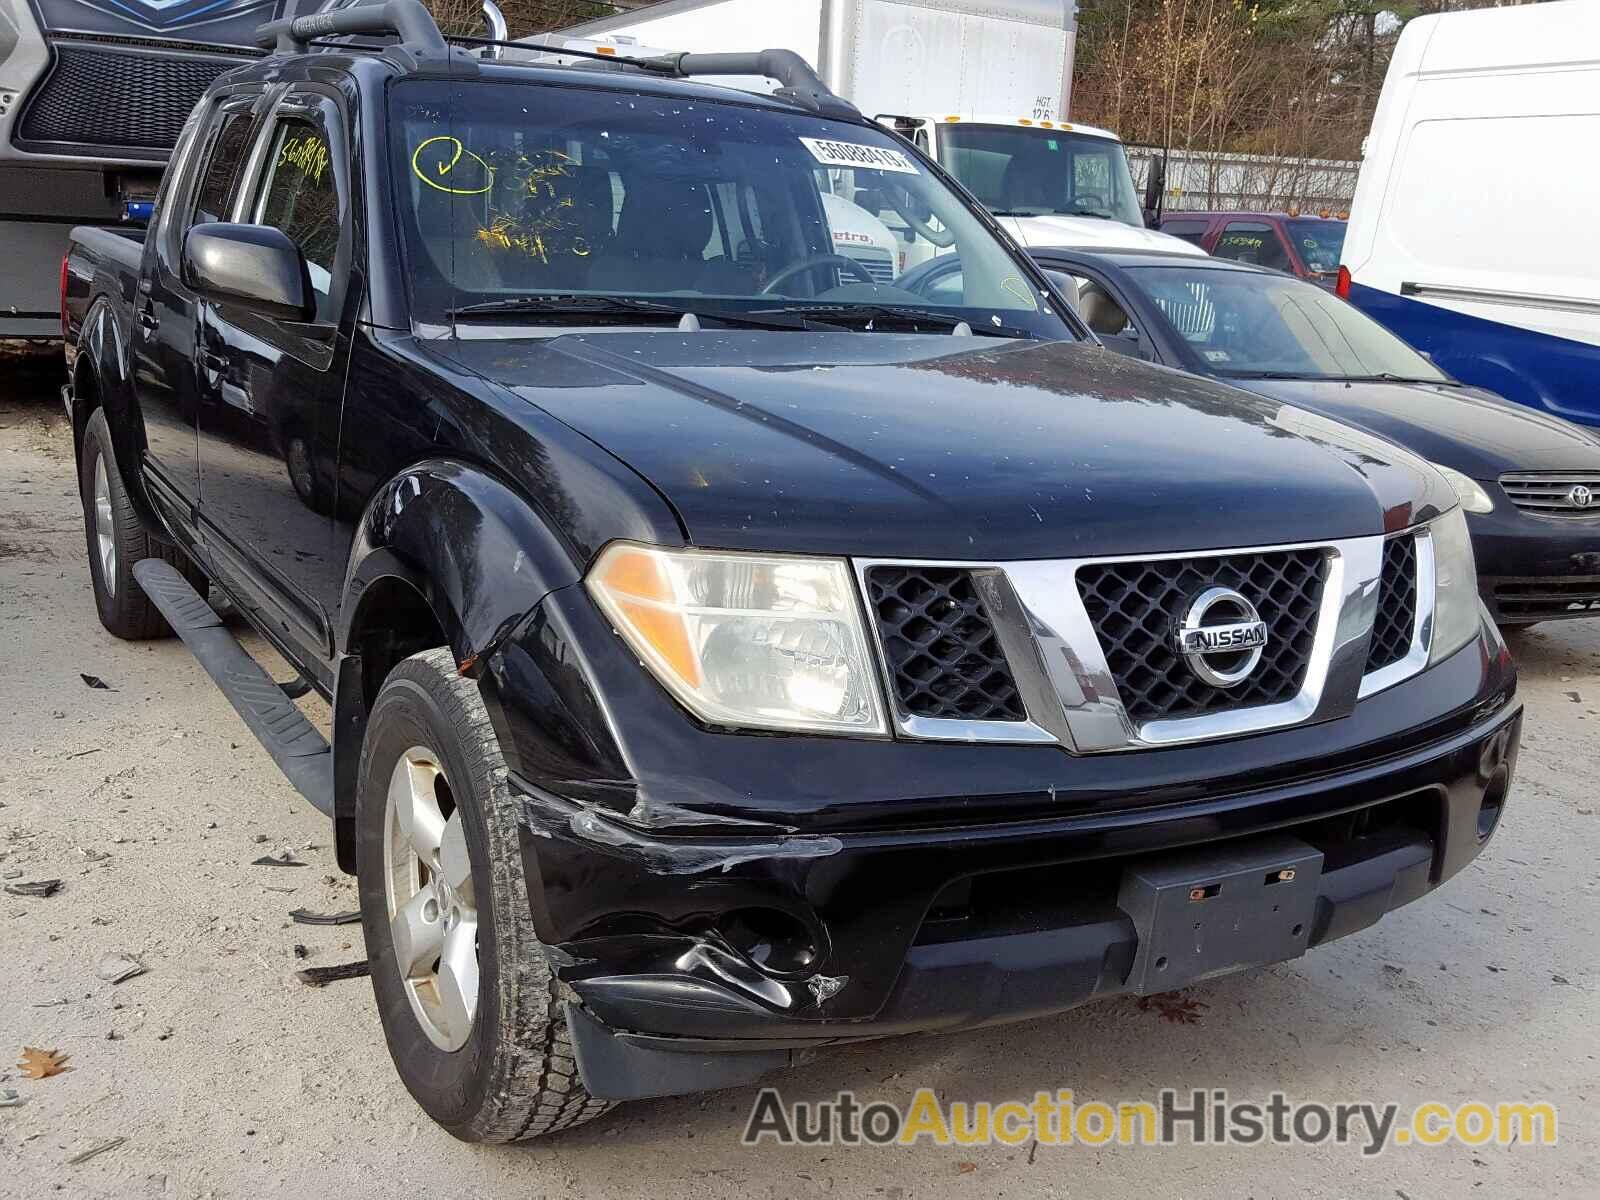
[79,408,205,640]
[356,647,612,1142]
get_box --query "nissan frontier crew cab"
[61,0,1520,1144]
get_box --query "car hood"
[446,332,1450,560]
[1231,379,1600,479]
[998,215,1208,256]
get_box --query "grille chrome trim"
[1358,530,1435,698]
[1498,472,1600,519]
[856,531,1423,753]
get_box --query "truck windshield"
[388,79,1071,339]
[938,124,1145,227]
[1134,265,1449,383]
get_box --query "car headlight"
[587,543,888,735]
[1428,506,1482,665]
[1432,464,1494,513]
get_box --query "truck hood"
[998,215,1208,256]
[447,331,1449,560]
[1232,379,1600,479]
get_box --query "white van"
[1339,0,1600,427]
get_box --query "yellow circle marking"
[411,136,495,196]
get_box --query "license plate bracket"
[1116,835,1324,996]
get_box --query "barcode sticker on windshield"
[800,137,919,174]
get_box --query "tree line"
[1072,0,1545,164]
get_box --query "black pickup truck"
[62,0,1520,1144]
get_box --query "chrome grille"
[841,250,895,286]
[1075,549,1328,724]
[1365,535,1418,672]
[1499,473,1600,518]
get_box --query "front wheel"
[356,648,611,1142]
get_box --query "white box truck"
[534,0,1202,271]
[1338,0,1600,428]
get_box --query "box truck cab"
[1339,0,1600,428]
[878,112,1204,256]
[539,0,1202,262]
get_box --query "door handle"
[137,306,159,334]
[199,349,227,374]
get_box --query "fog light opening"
[719,907,819,977]
[1477,769,1510,843]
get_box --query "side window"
[1215,222,1291,272]
[1160,219,1210,247]
[192,110,257,227]
[1077,275,1146,359]
[254,116,343,318]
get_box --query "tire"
[355,648,612,1143]
[79,408,205,640]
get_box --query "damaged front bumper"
[511,692,1521,1101]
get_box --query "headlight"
[1428,506,1482,665]
[587,543,888,735]
[1432,464,1494,513]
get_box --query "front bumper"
[1469,504,1600,622]
[511,685,1521,1099]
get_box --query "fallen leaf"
[79,674,112,690]
[17,1047,71,1080]
[956,1161,977,1174]
[1135,992,1209,1025]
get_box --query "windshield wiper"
[1339,373,1462,387]
[749,303,1033,338]
[447,294,832,331]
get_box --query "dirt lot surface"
[2,362,1597,1198]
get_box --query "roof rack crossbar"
[256,0,445,54]
[645,49,859,117]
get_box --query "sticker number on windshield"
[800,137,919,174]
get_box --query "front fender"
[341,458,583,671]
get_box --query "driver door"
[195,89,357,682]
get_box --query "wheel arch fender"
[331,460,590,870]
[338,458,584,671]
[72,300,153,520]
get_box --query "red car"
[1158,211,1347,287]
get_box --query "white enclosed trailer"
[537,0,1202,258]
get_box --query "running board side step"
[133,559,334,817]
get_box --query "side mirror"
[184,223,313,322]
[1142,155,1167,228]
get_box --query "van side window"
[254,117,342,317]
[1214,221,1291,272]
[192,111,257,226]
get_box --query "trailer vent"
[18,45,235,152]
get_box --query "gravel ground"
[2,363,1597,1199]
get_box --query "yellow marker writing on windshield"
[411,136,495,196]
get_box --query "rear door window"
[192,109,257,226]
[1214,222,1292,272]
[1160,218,1210,247]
